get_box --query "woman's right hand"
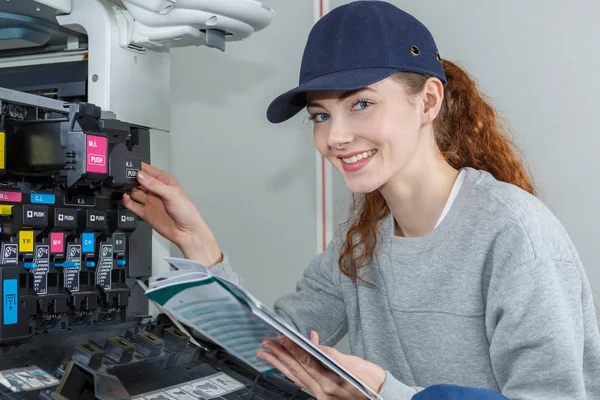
[121,162,223,267]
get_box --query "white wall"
[330,0,600,303]
[169,0,318,309]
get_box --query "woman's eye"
[310,113,330,122]
[353,100,372,111]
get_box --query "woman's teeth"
[342,150,376,164]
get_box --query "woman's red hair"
[338,59,536,282]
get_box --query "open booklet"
[145,257,383,400]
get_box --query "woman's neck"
[379,156,459,238]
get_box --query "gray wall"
[169,0,600,321]
[330,0,600,304]
[169,0,318,309]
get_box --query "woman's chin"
[344,177,383,195]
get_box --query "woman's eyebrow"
[307,87,376,108]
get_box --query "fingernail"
[137,171,145,180]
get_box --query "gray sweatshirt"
[212,167,600,399]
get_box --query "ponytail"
[338,59,536,283]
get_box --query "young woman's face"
[307,77,427,194]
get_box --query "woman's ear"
[421,77,444,124]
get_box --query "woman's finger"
[257,350,303,386]
[136,170,180,201]
[129,188,147,204]
[279,336,327,374]
[310,330,320,345]
[140,162,180,186]
[260,341,323,396]
[122,193,145,218]
[277,337,351,398]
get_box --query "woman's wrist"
[179,230,223,267]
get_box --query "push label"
[86,209,107,230]
[23,205,48,228]
[54,208,77,229]
[85,135,107,174]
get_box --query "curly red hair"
[338,59,536,282]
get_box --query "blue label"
[30,194,56,205]
[82,233,95,253]
[3,279,17,325]
[64,261,79,269]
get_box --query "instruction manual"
[145,257,381,400]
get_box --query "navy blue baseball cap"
[266,0,446,123]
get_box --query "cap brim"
[266,68,400,123]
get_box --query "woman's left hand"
[257,330,386,399]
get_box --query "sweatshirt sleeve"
[485,257,600,399]
[210,236,348,347]
[209,252,244,286]
[378,371,423,400]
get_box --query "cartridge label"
[64,244,81,292]
[3,278,17,325]
[33,245,49,295]
[50,232,64,254]
[81,233,95,254]
[85,135,107,174]
[18,231,34,253]
[30,193,55,205]
[96,244,113,289]
[1,243,18,265]
[113,233,126,253]
[0,191,22,203]
[63,195,95,207]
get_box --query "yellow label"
[0,131,4,169]
[19,230,34,253]
[0,205,12,215]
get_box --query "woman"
[123,1,600,399]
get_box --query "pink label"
[50,232,64,254]
[0,191,22,203]
[85,135,108,174]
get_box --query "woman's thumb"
[318,344,344,361]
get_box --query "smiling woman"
[123,1,600,399]
[307,76,442,197]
